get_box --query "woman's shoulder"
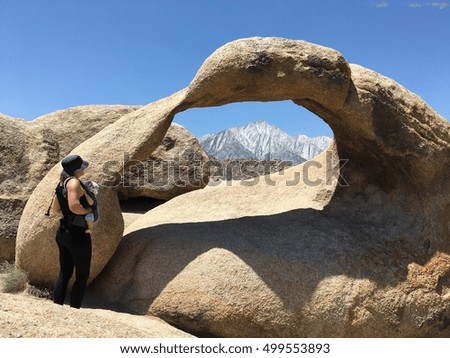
[65,177,82,190]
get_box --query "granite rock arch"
[16,38,450,336]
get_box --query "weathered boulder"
[87,37,450,337]
[15,90,191,285]
[2,106,207,261]
[0,105,138,261]
[32,105,141,157]
[0,114,33,262]
[118,123,209,201]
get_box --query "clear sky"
[1,0,449,138]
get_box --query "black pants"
[53,225,92,309]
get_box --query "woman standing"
[51,154,94,309]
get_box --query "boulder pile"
[1,106,208,262]
[1,105,137,261]
[15,37,450,337]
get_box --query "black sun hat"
[61,154,89,176]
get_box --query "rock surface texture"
[0,292,193,338]
[15,98,208,285]
[18,37,450,337]
[0,106,138,261]
[2,106,206,261]
[118,123,209,201]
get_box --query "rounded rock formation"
[15,92,192,285]
[3,105,207,262]
[87,37,449,337]
[118,123,209,201]
[0,106,138,261]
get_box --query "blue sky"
[0,0,449,138]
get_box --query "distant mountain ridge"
[198,121,332,164]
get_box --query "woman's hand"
[84,189,95,206]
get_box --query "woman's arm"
[67,179,92,215]
[52,194,63,217]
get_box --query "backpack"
[45,177,99,227]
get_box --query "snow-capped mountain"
[199,121,332,164]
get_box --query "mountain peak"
[241,120,282,132]
[199,121,332,163]
[244,120,271,127]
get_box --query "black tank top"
[56,177,88,228]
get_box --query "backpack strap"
[62,176,75,195]
[44,176,76,217]
[63,176,90,195]
[45,182,60,216]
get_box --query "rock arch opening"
[175,100,335,182]
[176,100,334,139]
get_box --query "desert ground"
[0,290,192,338]
[1,211,194,339]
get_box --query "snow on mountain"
[199,121,332,164]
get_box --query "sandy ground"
[0,291,193,338]
[1,211,191,339]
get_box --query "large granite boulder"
[118,123,209,201]
[86,37,449,337]
[15,91,192,285]
[0,106,137,261]
[0,114,35,262]
[32,105,141,157]
[1,106,207,261]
